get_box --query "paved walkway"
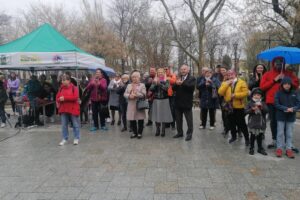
[0,110,299,200]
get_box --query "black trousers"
[120,102,128,128]
[80,105,88,122]
[130,120,144,135]
[91,101,106,128]
[228,108,249,141]
[9,92,16,113]
[169,96,176,126]
[175,107,193,136]
[0,104,6,123]
[268,104,277,141]
[221,108,230,132]
[250,132,264,150]
[201,108,215,127]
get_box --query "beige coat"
[124,83,146,120]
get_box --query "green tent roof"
[0,23,86,53]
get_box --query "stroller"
[14,96,35,128]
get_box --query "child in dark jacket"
[245,88,268,155]
[274,77,300,159]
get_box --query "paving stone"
[0,110,299,199]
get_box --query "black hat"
[251,87,263,97]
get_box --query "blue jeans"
[61,114,80,140]
[277,121,294,150]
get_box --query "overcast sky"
[0,0,111,17]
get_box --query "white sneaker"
[199,126,204,129]
[73,139,79,145]
[1,123,6,128]
[209,126,215,130]
[50,117,55,123]
[59,139,67,146]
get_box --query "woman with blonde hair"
[124,71,146,139]
[150,68,173,137]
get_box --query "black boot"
[250,133,255,151]
[161,123,165,137]
[155,123,160,136]
[257,133,267,155]
[146,120,152,126]
[249,148,254,155]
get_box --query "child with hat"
[245,88,268,155]
[274,77,300,158]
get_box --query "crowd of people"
[0,56,299,158]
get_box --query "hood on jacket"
[253,64,267,75]
[280,77,293,91]
[271,56,286,72]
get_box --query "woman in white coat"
[124,71,146,139]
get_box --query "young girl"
[56,73,80,146]
[274,77,300,158]
[245,88,268,155]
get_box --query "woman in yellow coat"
[218,70,250,145]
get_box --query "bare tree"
[79,0,125,70]
[0,13,12,44]
[109,0,150,72]
[158,0,225,75]
[245,0,300,46]
[134,17,173,69]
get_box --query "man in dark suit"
[173,64,196,141]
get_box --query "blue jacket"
[274,78,300,122]
[197,76,220,109]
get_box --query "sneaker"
[276,148,282,157]
[0,123,6,128]
[137,134,142,139]
[286,149,295,159]
[101,126,108,131]
[73,139,79,145]
[209,126,214,130]
[267,140,276,149]
[90,127,98,132]
[199,126,205,129]
[117,121,121,126]
[59,139,67,146]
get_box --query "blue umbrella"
[257,46,300,64]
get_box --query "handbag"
[222,101,233,114]
[136,98,149,110]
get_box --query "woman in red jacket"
[56,73,80,146]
